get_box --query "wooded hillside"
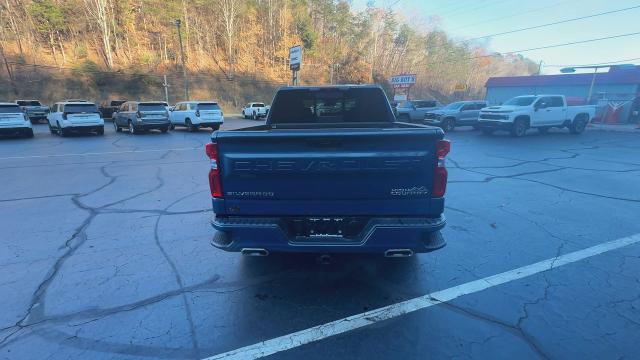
[0,0,538,106]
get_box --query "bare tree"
[83,0,114,68]
[218,0,241,76]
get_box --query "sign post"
[289,45,302,86]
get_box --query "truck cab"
[395,100,442,123]
[206,85,450,257]
[478,95,594,137]
[16,100,49,123]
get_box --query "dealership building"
[485,65,640,124]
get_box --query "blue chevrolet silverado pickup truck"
[206,85,450,257]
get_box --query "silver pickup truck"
[16,100,50,123]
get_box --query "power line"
[465,4,640,42]
[490,31,640,57]
[544,57,640,68]
[426,31,640,67]
[448,0,573,32]
[6,61,287,86]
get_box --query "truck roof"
[277,84,380,91]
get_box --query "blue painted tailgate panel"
[213,127,443,217]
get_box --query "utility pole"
[537,60,544,75]
[162,75,170,104]
[174,19,189,100]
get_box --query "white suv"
[169,101,224,131]
[48,101,104,136]
[0,103,33,138]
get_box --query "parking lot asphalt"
[0,120,639,360]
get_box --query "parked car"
[0,102,33,138]
[47,101,104,136]
[242,102,269,120]
[113,101,170,134]
[206,85,449,256]
[169,101,224,131]
[15,100,49,123]
[100,100,126,120]
[395,100,443,123]
[424,101,487,132]
[477,95,595,137]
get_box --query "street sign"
[289,45,302,71]
[390,74,416,88]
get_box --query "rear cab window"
[268,87,393,124]
[0,104,22,113]
[63,103,99,113]
[251,103,265,108]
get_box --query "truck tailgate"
[214,127,443,216]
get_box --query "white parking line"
[0,147,200,160]
[203,232,640,360]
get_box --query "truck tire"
[510,117,528,137]
[212,124,220,131]
[186,118,198,132]
[570,115,588,134]
[48,123,55,134]
[24,128,34,138]
[443,118,455,132]
[57,122,67,137]
[128,120,137,135]
[253,112,258,120]
[96,126,104,136]
[114,121,122,132]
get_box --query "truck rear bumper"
[210,215,446,254]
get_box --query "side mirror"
[412,105,417,110]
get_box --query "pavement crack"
[439,302,551,359]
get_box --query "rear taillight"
[205,143,222,198]
[195,110,200,117]
[432,139,450,198]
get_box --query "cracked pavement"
[0,123,639,359]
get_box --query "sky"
[352,0,640,74]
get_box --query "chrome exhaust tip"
[384,249,414,258]
[241,248,269,256]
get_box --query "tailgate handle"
[306,138,342,148]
